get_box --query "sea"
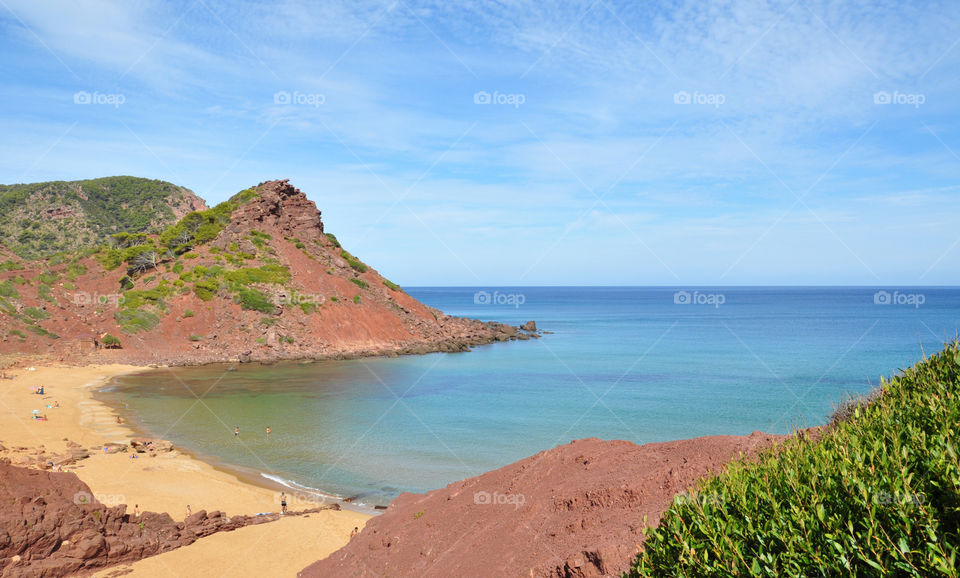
[96,287,959,508]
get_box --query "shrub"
[26,325,59,339]
[189,334,203,341]
[383,279,401,291]
[325,233,341,248]
[628,342,960,577]
[101,334,121,348]
[236,288,274,313]
[349,278,368,289]
[114,309,160,333]
[9,329,26,339]
[194,279,219,301]
[340,250,367,273]
[0,280,19,299]
[329,296,339,302]
[183,310,195,318]
[23,307,49,321]
[353,294,361,304]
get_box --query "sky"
[1,0,958,286]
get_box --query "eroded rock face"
[300,432,791,578]
[228,179,324,244]
[0,462,326,577]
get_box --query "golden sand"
[0,364,369,577]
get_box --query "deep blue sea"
[98,287,959,507]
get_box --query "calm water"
[98,287,959,507]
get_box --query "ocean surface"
[97,287,959,507]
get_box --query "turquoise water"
[98,287,959,507]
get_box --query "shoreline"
[94,364,387,515]
[0,362,371,577]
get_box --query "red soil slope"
[300,432,789,578]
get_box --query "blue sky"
[1,0,958,286]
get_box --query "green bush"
[189,334,203,341]
[0,280,19,299]
[628,342,960,578]
[340,250,367,273]
[353,294,361,304]
[183,309,195,318]
[26,325,59,339]
[194,279,219,301]
[349,278,368,289]
[236,288,274,313]
[121,285,174,310]
[224,264,291,287]
[23,306,49,321]
[101,334,121,347]
[383,279,401,291]
[114,309,160,333]
[325,233,341,248]
[9,329,26,339]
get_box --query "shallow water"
[97,287,960,506]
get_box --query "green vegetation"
[0,280,19,299]
[37,270,57,285]
[340,250,367,273]
[299,302,318,314]
[353,294,361,304]
[101,334,121,347]
[349,278,368,289]
[114,309,160,333]
[325,233,341,248]
[628,342,960,577]
[0,177,199,258]
[66,262,86,280]
[383,279,401,292]
[121,285,174,310]
[224,264,291,287]
[26,325,58,339]
[329,296,339,303]
[260,317,278,326]
[235,287,275,314]
[23,306,49,321]
[193,279,219,301]
[189,334,203,341]
[183,309,194,318]
[0,261,24,271]
[8,329,25,340]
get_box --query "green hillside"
[627,342,960,577]
[0,176,205,259]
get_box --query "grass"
[26,325,59,339]
[353,294,361,304]
[349,278,368,289]
[183,309,194,318]
[627,341,960,577]
[9,329,26,339]
[383,279,401,291]
[0,280,19,299]
[189,334,203,341]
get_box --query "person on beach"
[134,504,140,518]
[234,426,239,437]
[280,491,287,514]
[350,527,359,539]
[185,505,192,518]
[266,426,271,437]
[116,416,122,424]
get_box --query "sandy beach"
[0,364,369,577]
